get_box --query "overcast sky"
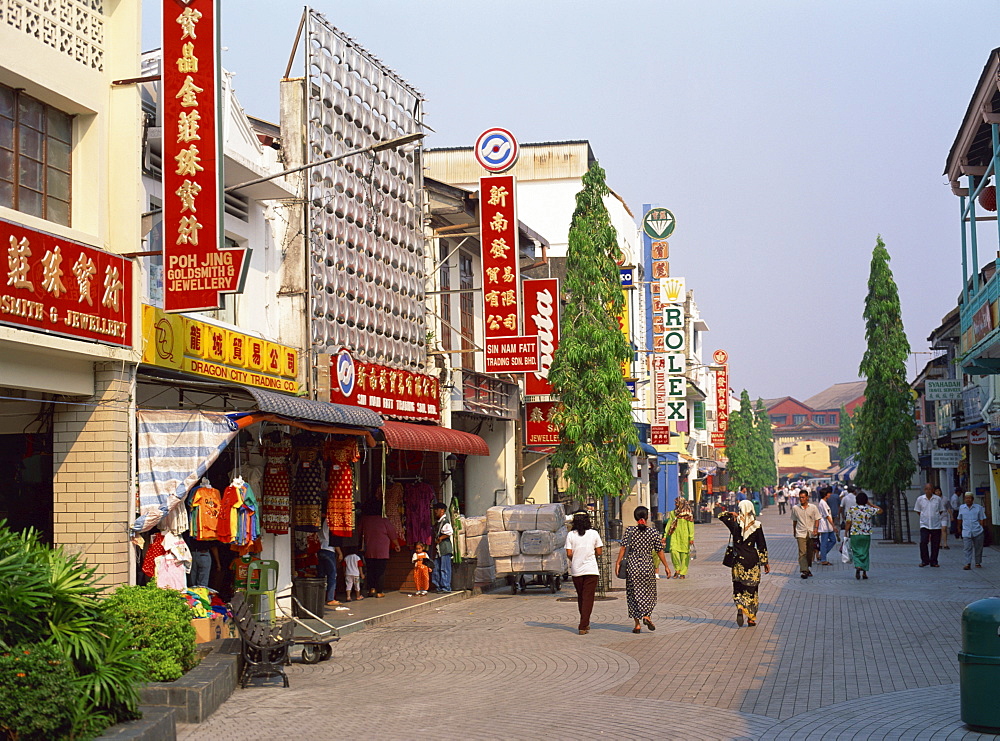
[144,0,1000,402]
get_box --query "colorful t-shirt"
[231,554,254,590]
[847,504,879,536]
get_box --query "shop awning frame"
[377,420,490,456]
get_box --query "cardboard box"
[191,615,225,644]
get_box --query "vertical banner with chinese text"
[712,349,729,450]
[480,175,520,363]
[162,0,246,312]
[523,278,559,396]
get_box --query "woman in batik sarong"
[718,499,769,627]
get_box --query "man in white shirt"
[958,492,988,570]
[950,490,962,539]
[791,490,821,578]
[840,486,857,531]
[914,483,946,567]
[816,488,837,565]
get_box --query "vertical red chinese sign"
[162,0,246,313]
[712,349,729,450]
[479,174,520,357]
[523,278,560,446]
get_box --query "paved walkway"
[180,507,1000,740]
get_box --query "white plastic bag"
[840,536,852,563]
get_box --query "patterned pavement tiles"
[178,506,1000,740]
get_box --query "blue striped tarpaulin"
[134,410,238,533]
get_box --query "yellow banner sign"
[142,304,299,394]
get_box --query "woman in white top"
[565,512,604,635]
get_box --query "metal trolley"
[505,571,563,594]
[274,593,340,664]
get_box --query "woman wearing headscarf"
[718,500,769,627]
[665,497,695,579]
[615,506,671,633]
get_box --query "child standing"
[342,549,364,602]
[412,542,432,595]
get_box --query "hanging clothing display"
[215,479,244,544]
[188,481,222,540]
[323,439,360,537]
[261,437,292,534]
[233,479,260,547]
[384,482,405,541]
[404,482,435,546]
[142,532,166,578]
[292,446,324,531]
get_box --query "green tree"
[855,236,916,542]
[754,398,777,490]
[549,161,637,502]
[724,390,755,489]
[838,404,857,461]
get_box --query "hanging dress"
[384,482,405,542]
[261,437,292,534]
[292,447,324,531]
[404,482,435,546]
[323,439,360,537]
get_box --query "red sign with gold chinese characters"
[480,175,520,359]
[525,401,559,446]
[162,0,246,313]
[1,219,132,347]
[328,358,440,422]
[713,349,729,447]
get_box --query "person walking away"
[411,542,432,595]
[317,517,343,606]
[958,493,987,570]
[951,489,962,539]
[776,487,787,516]
[359,501,401,597]
[718,500,770,626]
[846,492,882,579]
[431,501,454,593]
[615,506,671,633]
[342,548,364,601]
[816,488,837,566]
[666,497,695,579]
[565,511,603,634]
[839,486,857,531]
[937,487,951,549]
[791,490,821,578]
[915,484,945,567]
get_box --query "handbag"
[616,545,629,579]
[722,534,737,567]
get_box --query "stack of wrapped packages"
[486,503,569,576]
[457,515,494,585]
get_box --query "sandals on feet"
[642,617,656,631]
[736,609,744,627]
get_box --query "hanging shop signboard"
[525,401,559,446]
[523,278,559,397]
[924,379,962,401]
[931,448,961,468]
[1,218,132,347]
[484,335,540,373]
[642,207,676,240]
[162,0,247,313]
[480,174,521,370]
[714,350,730,439]
[141,304,298,393]
[710,431,727,448]
[650,425,672,446]
[475,127,519,173]
[328,353,440,422]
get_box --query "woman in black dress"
[615,506,671,633]
[718,499,769,627]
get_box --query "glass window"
[769,414,787,426]
[0,83,72,226]
[813,414,825,425]
[459,252,475,371]
[792,414,807,425]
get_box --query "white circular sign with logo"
[336,349,356,399]
[475,127,519,172]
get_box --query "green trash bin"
[959,597,1000,731]
[753,500,761,516]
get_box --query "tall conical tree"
[724,390,755,489]
[549,162,637,503]
[838,404,857,462]
[855,236,916,542]
[754,398,777,491]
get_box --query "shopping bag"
[840,537,851,564]
[689,542,697,560]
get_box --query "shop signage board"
[931,448,961,468]
[142,304,298,393]
[970,428,989,446]
[162,0,247,313]
[714,349,730,440]
[972,301,995,344]
[523,278,559,396]
[620,267,634,288]
[328,353,440,422]
[925,379,962,401]
[710,431,727,448]
[651,425,672,446]
[484,335,539,373]
[480,174,520,369]
[525,400,559,446]
[1,219,132,347]
[653,354,668,424]
[475,127,519,172]
[642,207,676,240]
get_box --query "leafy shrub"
[0,643,76,740]
[0,520,142,739]
[104,584,198,682]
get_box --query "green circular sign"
[643,208,676,240]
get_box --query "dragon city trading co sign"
[1,219,132,347]
[142,305,299,393]
[162,0,247,312]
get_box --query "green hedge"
[104,584,198,682]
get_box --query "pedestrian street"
[180,506,1000,741]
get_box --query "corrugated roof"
[802,381,867,412]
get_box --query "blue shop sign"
[620,268,634,288]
